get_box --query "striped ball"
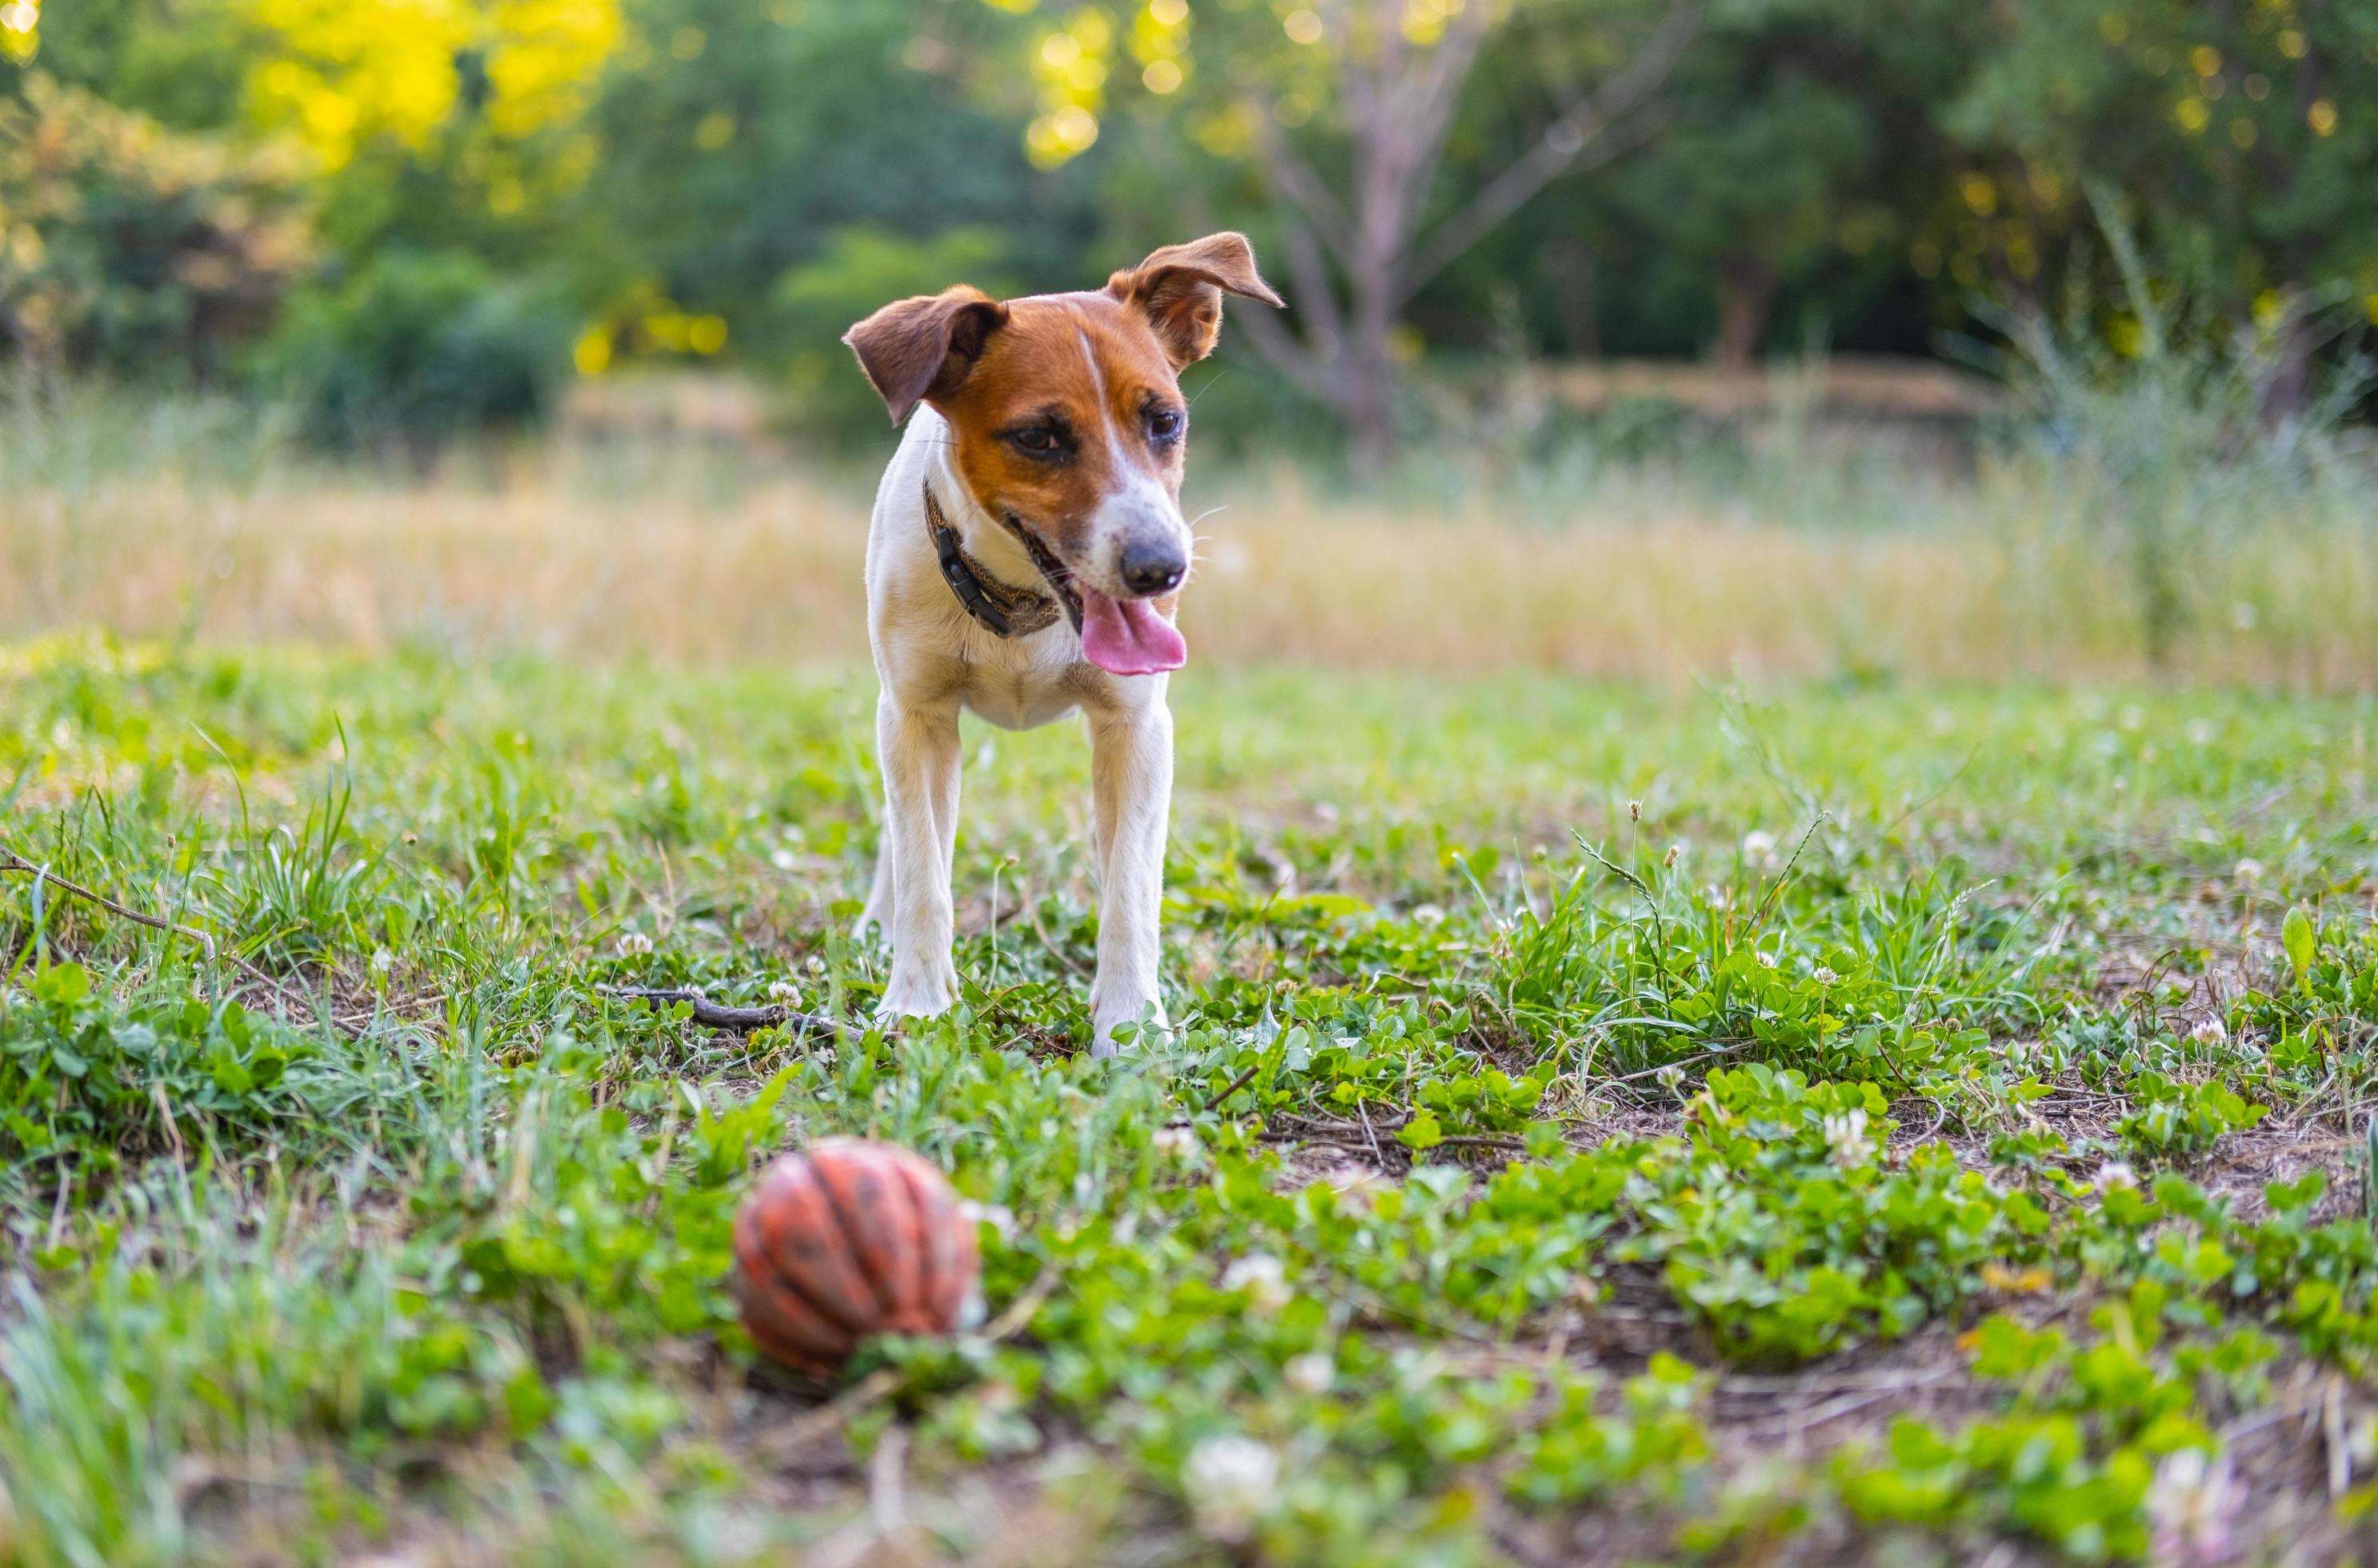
[731,1138,979,1374]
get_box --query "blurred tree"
[1950,0,2378,418]
[258,246,574,445]
[0,73,306,371]
[570,0,1090,378]
[1039,0,1698,458]
[1585,0,1988,366]
[2,0,260,131]
[771,224,1017,434]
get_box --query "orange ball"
[731,1138,980,1374]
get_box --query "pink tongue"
[1078,588,1187,676]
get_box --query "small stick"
[1,847,322,1019]
[601,986,856,1040]
[1205,1060,1264,1113]
[1,848,214,950]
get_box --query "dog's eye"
[1147,407,1185,443]
[1008,427,1063,458]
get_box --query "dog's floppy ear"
[1107,232,1285,370]
[843,286,1011,425]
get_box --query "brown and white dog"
[843,234,1283,1052]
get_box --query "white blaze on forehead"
[1075,322,1182,535]
[1075,326,1133,475]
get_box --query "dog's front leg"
[1087,696,1174,1055]
[875,694,963,1022]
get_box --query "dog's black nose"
[1119,539,1187,597]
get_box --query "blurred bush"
[0,73,305,374]
[1987,191,2376,669]
[254,249,574,448]
[770,225,1015,438]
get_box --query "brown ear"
[1107,232,1285,369]
[843,286,1010,424]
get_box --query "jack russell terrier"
[843,233,1283,1054]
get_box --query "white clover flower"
[1811,966,1840,986]
[2233,859,2264,883]
[1283,1352,1335,1395]
[2147,1449,2242,1568]
[769,847,799,871]
[1410,903,1447,929]
[2190,1018,2229,1046]
[1755,948,1779,970]
[368,947,394,976]
[1822,1108,1873,1168]
[2095,1161,2138,1192]
[767,980,802,1006]
[1151,1125,1199,1162]
[1320,1166,1389,1210]
[1742,830,1778,859]
[1221,1254,1292,1315]
[616,932,654,958]
[1183,1434,1280,1544]
[957,1200,1017,1242]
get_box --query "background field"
[3,483,2377,1562]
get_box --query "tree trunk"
[1710,256,1778,370]
[2259,283,2316,427]
[1336,289,1401,466]
[1228,0,1698,460]
[1550,237,1601,358]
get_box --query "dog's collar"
[923,478,1063,639]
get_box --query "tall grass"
[1978,188,2378,674]
[1,352,2372,685]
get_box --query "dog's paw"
[877,961,959,1022]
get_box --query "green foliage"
[771,225,1015,434]
[1954,0,2378,343]
[0,73,305,374]
[6,0,2375,454]
[0,961,350,1178]
[2,642,2377,1561]
[2114,1071,2267,1157]
[254,247,574,445]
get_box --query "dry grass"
[4,418,2375,684]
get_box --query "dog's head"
[843,233,1282,676]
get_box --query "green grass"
[3,630,2376,1565]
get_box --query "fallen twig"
[1,846,330,1024]
[1205,1059,1266,1113]
[602,985,856,1039]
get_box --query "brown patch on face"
[935,292,1188,570]
[843,234,1281,595]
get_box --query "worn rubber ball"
[731,1138,979,1374]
